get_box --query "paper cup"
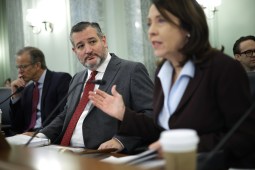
[160,129,199,170]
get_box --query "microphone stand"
[24,82,84,147]
[24,79,106,147]
[198,101,255,170]
[0,87,24,106]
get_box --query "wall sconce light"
[196,0,221,19]
[42,21,53,32]
[26,9,53,34]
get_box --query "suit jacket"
[41,54,154,153]
[10,70,72,133]
[247,71,255,101]
[119,50,255,167]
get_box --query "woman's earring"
[187,33,191,38]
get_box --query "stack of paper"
[102,149,157,165]
[6,134,50,147]
[102,149,165,169]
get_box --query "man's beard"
[83,55,106,70]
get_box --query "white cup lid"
[160,129,199,152]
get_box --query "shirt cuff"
[36,133,48,139]
[11,96,20,104]
[113,137,125,151]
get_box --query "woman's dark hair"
[152,0,212,64]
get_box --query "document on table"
[37,144,85,153]
[102,149,165,169]
[36,145,117,155]
[6,134,50,147]
[102,149,158,164]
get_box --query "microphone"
[24,79,107,147]
[0,86,24,106]
[88,79,106,85]
[198,101,255,170]
[16,86,25,93]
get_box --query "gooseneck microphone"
[16,87,25,93]
[88,79,106,85]
[0,86,24,106]
[198,100,255,170]
[24,79,106,147]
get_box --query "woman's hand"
[149,140,163,158]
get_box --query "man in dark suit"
[38,22,154,153]
[10,46,72,134]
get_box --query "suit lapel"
[100,54,120,92]
[66,70,88,122]
[41,70,52,119]
[174,66,204,114]
[88,54,121,112]
[25,83,35,125]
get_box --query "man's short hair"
[16,46,47,69]
[233,35,255,55]
[70,22,104,46]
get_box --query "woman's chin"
[154,51,166,59]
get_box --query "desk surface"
[0,145,150,170]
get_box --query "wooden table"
[0,145,148,170]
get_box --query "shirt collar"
[181,60,195,78]
[35,70,47,85]
[158,59,195,80]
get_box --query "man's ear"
[101,36,108,49]
[234,54,241,61]
[35,62,41,68]
[72,47,78,56]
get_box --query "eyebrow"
[87,37,97,41]
[75,37,97,46]
[147,14,162,20]
[75,41,83,47]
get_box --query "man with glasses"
[233,35,255,72]
[10,46,72,134]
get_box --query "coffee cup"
[160,129,199,170]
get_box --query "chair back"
[0,87,12,125]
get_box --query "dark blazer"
[41,54,154,153]
[9,70,72,133]
[247,71,255,101]
[119,50,255,167]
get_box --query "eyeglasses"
[16,63,34,70]
[239,49,255,57]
